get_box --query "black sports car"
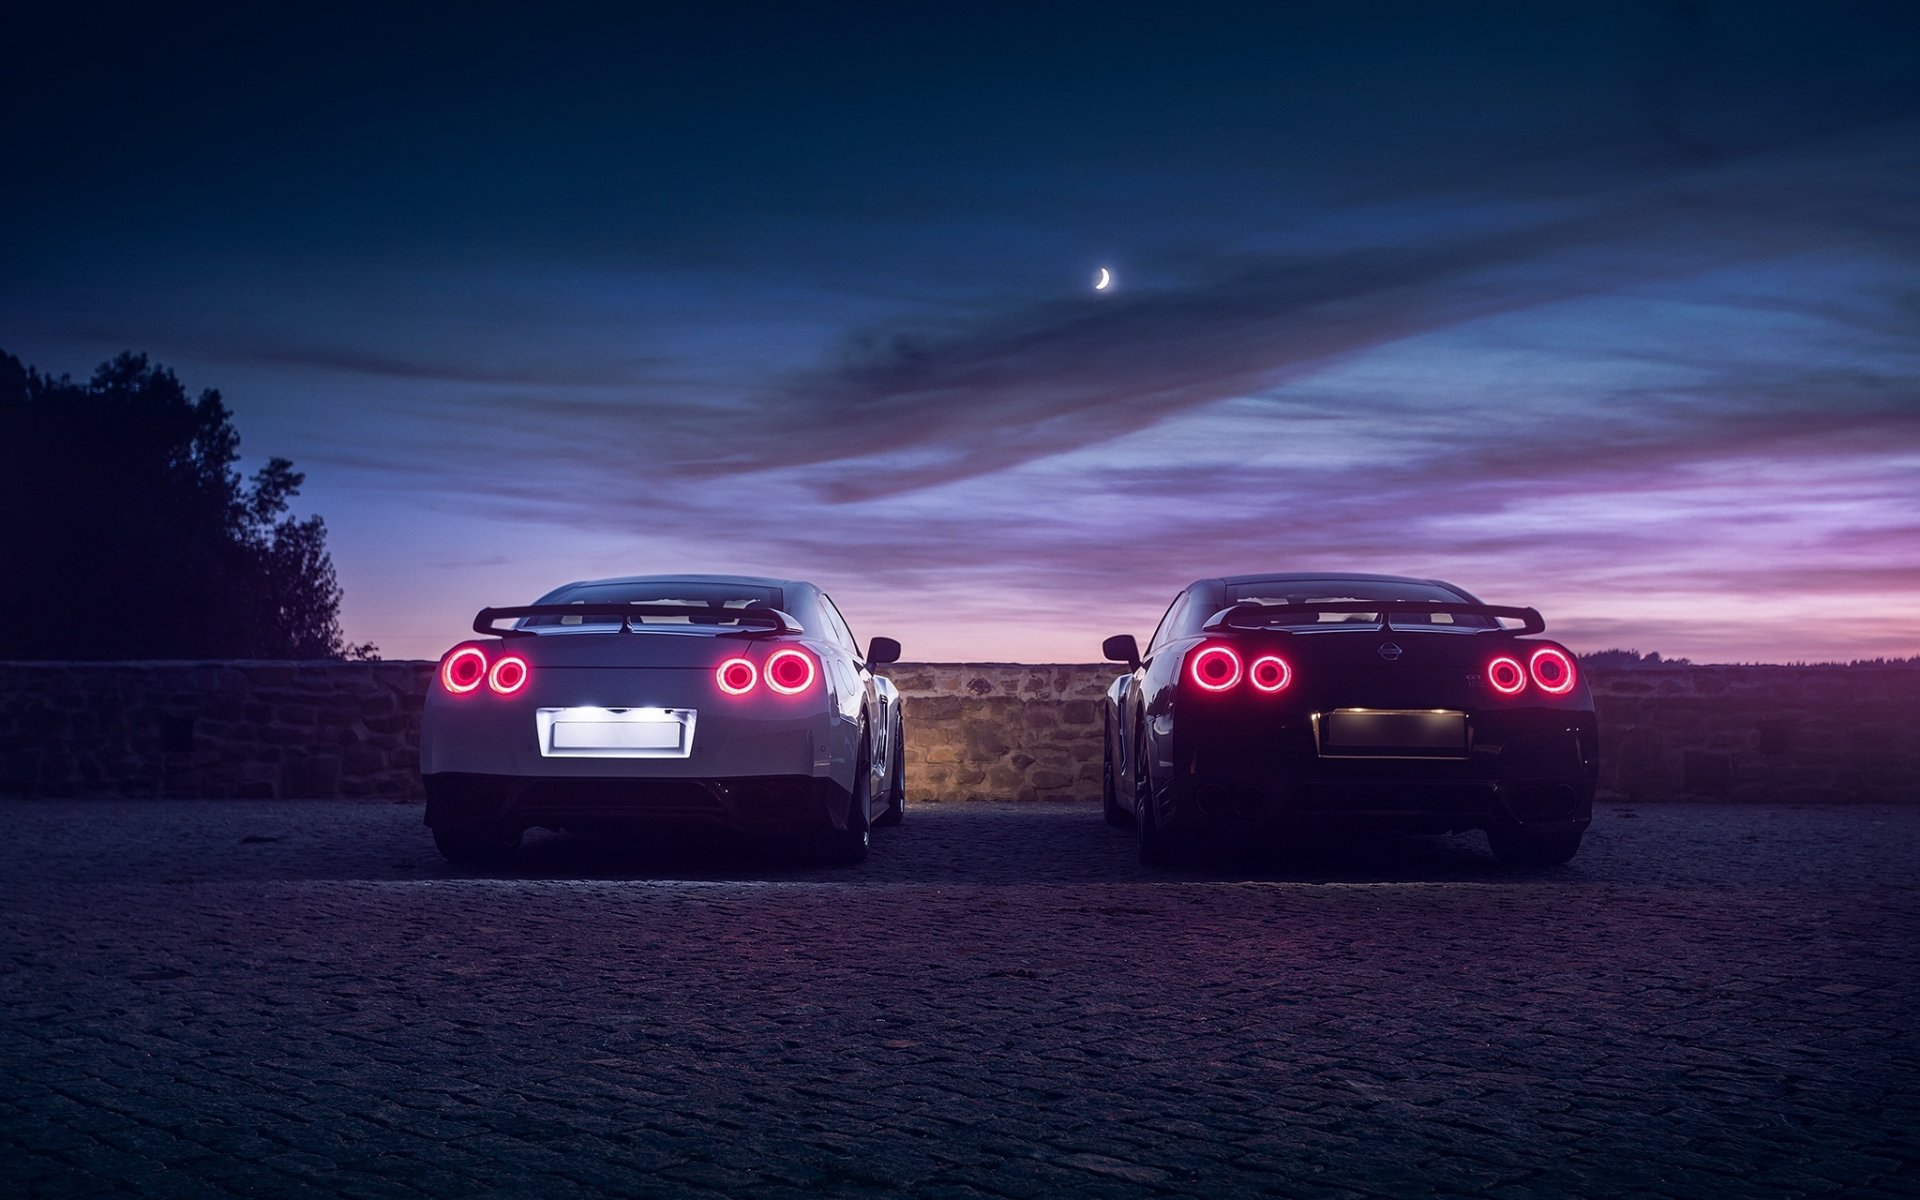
[1101,573,1598,866]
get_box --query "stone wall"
[0,661,431,800]
[1,660,1915,804]
[1589,664,1920,805]
[882,665,1109,804]
[885,663,1920,805]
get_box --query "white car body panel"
[419,574,900,845]
[421,638,846,781]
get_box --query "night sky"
[5,3,1917,663]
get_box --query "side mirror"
[866,636,902,665]
[1102,634,1141,670]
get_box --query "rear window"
[1224,578,1493,629]
[525,582,784,628]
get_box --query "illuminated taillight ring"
[488,655,530,696]
[1249,654,1292,693]
[764,648,816,695]
[1188,645,1242,692]
[440,646,487,694]
[1487,655,1527,696]
[716,657,757,696]
[1529,647,1577,696]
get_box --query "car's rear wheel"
[432,821,521,865]
[1134,718,1174,866]
[1102,719,1131,827]
[1487,825,1583,867]
[873,717,905,828]
[815,733,873,865]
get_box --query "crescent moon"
[1094,267,1112,290]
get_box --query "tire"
[816,825,870,865]
[815,733,873,865]
[1488,825,1583,867]
[1134,718,1174,866]
[873,717,905,828]
[432,821,521,865]
[1102,720,1131,827]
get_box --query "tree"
[1578,648,1691,669]
[0,350,376,660]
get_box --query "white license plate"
[553,720,680,750]
[1318,709,1468,758]
[536,708,697,758]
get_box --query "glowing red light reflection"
[716,657,757,696]
[1188,645,1242,692]
[488,655,530,696]
[1487,655,1526,696]
[440,646,487,694]
[1249,654,1292,693]
[765,648,816,695]
[1529,647,1577,695]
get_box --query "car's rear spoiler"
[1202,601,1545,635]
[473,604,804,638]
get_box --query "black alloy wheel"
[816,732,873,865]
[1487,825,1583,867]
[1134,716,1174,866]
[1102,719,1131,827]
[874,718,906,827]
[432,821,522,866]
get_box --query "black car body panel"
[1104,574,1598,860]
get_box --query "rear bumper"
[1157,707,1598,836]
[421,685,835,782]
[424,772,857,837]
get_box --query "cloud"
[321,345,1918,601]
[279,100,1918,662]
[242,346,675,389]
[616,117,1907,492]
[219,87,1916,529]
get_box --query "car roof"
[558,573,810,591]
[1215,572,1449,587]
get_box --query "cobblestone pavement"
[3,799,1917,1200]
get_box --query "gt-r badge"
[1377,642,1405,661]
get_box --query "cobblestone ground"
[2,799,1916,1200]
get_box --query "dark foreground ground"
[2,800,1916,1200]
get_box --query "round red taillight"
[1529,647,1577,695]
[440,646,487,694]
[488,655,529,696]
[1487,655,1526,696]
[1188,644,1242,692]
[1248,654,1291,693]
[716,657,757,696]
[765,648,816,695]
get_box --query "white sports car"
[420,575,905,865]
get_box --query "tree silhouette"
[1578,648,1691,669]
[0,350,376,660]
